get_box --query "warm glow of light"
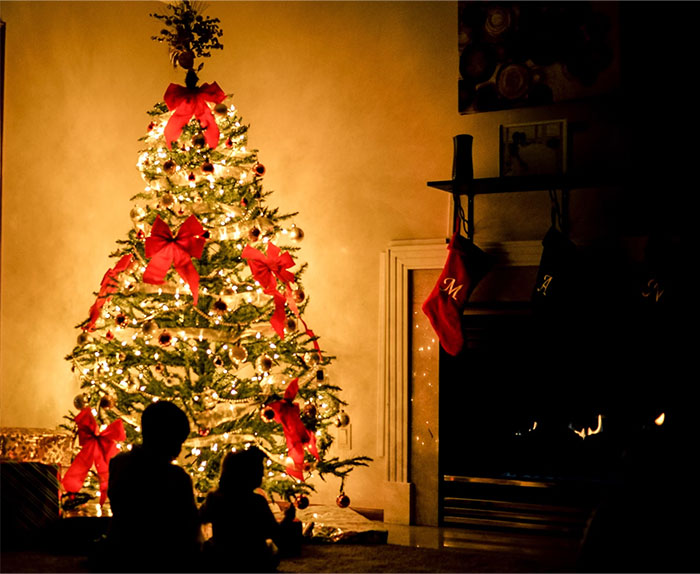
[655,412,665,426]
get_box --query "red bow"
[268,378,319,481]
[62,408,126,505]
[86,254,134,331]
[242,243,295,292]
[242,243,296,337]
[144,215,207,305]
[163,82,226,149]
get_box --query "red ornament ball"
[99,396,115,410]
[253,163,266,177]
[158,331,172,347]
[336,493,351,508]
[177,50,195,70]
[296,495,310,510]
[202,162,215,174]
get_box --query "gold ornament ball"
[77,331,90,345]
[228,345,248,364]
[214,103,228,115]
[255,354,274,373]
[160,194,175,208]
[335,410,351,428]
[73,394,88,410]
[142,320,158,336]
[289,226,304,241]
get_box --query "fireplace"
[382,239,685,532]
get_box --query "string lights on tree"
[62,0,369,511]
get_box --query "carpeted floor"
[1,542,574,574]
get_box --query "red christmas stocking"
[422,232,493,356]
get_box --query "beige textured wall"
[0,1,621,507]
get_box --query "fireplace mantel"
[380,239,541,524]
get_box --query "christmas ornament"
[202,161,215,174]
[289,225,304,241]
[115,313,128,328]
[163,81,227,149]
[61,408,125,505]
[177,50,195,70]
[212,299,228,314]
[158,330,172,347]
[163,160,177,175]
[77,332,90,345]
[86,254,134,331]
[296,495,310,510]
[99,395,115,410]
[142,320,158,336]
[260,405,276,423]
[336,493,351,508]
[212,355,224,368]
[228,344,248,364]
[159,193,176,208]
[214,103,228,115]
[285,318,298,334]
[422,231,493,356]
[267,378,319,481]
[253,162,266,177]
[255,354,274,373]
[248,226,261,242]
[73,394,88,410]
[143,215,207,305]
[335,410,350,428]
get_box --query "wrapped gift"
[0,427,74,467]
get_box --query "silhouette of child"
[200,446,297,573]
[98,401,201,573]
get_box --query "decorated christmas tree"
[61,1,369,512]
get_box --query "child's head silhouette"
[219,446,266,493]
[141,400,190,461]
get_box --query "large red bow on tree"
[242,243,295,291]
[86,254,134,331]
[144,215,207,305]
[163,82,227,149]
[268,378,319,481]
[62,408,126,505]
[242,243,296,337]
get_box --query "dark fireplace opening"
[437,298,688,534]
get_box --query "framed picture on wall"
[499,120,567,177]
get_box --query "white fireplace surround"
[379,238,542,524]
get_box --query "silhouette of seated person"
[200,446,298,573]
[101,401,201,573]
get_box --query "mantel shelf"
[427,172,621,196]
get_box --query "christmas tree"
[62,1,369,512]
